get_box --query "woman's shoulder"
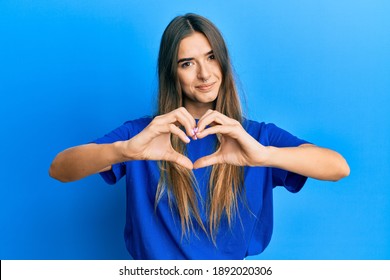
[242,118,270,132]
[101,116,153,140]
[243,118,287,142]
[124,116,153,126]
[243,118,310,147]
[122,116,153,131]
[243,118,281,131]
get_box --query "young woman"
[49,13,350,259]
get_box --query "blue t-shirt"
[93,117,309,259]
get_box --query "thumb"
[166,151,194,170]
[193,153,220,169]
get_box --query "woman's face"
[177,32,222,118]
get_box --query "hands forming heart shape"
[123,107,267,169]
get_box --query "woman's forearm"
[49,142,127,183]
[263,144,350,181]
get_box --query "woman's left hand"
[193,110,267,169]
[193,110,350,181]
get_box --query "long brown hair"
[156,13,244,242]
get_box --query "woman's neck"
[183,100,215,119]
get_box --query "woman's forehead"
[178,32,212,58]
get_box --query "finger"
[168,124,191,143]
[166,151,194,170]
[197,110,232,133]
[195,125,229,139]
[193,153,220,169]
[153,108,197,139]
[196,109,217,131]
[197,118,244,139]
[170,107,197,138]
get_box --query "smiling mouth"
[196,82,216,91]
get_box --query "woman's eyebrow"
[177,57,193,64]
[177,50,214,64]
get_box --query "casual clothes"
[93,117,309,259]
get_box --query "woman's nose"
[197,63,211,81]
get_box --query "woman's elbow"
[49,162,72,183]
[331,159,350,182]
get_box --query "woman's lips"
[196,82,216,92]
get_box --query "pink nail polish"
[194,127,199,133]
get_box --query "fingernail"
[192,128,196,136]
[185,136,191,143]
[194,127,199,133]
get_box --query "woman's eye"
[208,54,215,60]
[181,62,193,68]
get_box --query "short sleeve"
[91,122,134,185]
[265,123,311,193]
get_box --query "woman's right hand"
[121,107,196,169]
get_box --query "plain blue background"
[1,0,389,260]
